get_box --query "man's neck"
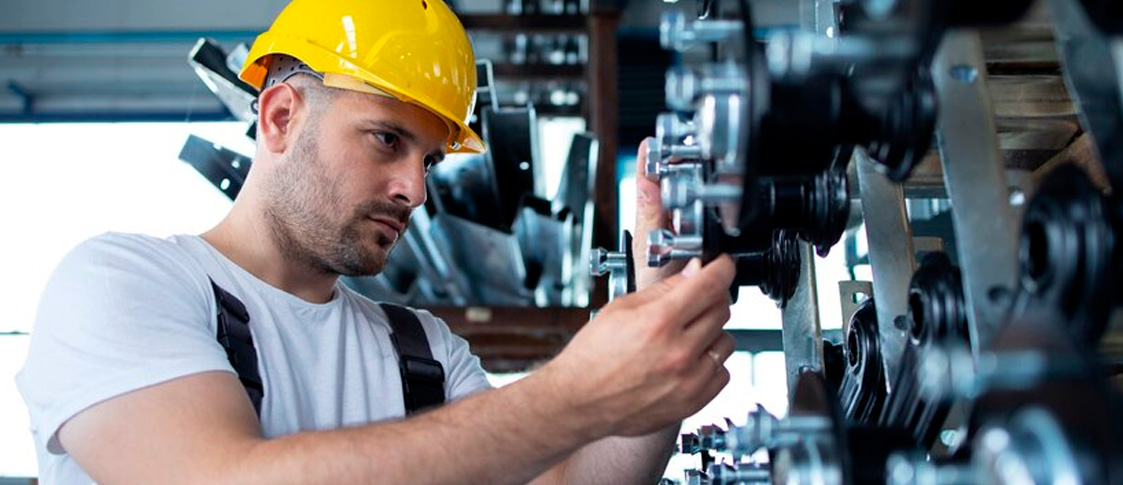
[201,201,339,304]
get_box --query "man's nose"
[386,157,428,209]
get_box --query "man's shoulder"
[58,232,210,290]
[72,231,196,259]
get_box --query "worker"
[16,0,736,483]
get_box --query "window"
[0,122,237,477]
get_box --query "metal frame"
[931,31,1021,354]
[856,149,916,385]
[780,242,825,395]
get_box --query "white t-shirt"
[16,233,493,484]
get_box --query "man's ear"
[256,84,305,155]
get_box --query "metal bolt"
[657,113,695,142]
[666,66,699,111]
[648,140,703,164]
[726,410,831,455]
[666,63,746,111]
[590,247,627,276]
[648,229,703,267]
[663,181,743,210]
[645,153,667,181]
[709,462,770,485]
[660,11,745,52]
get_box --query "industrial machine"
[594,0,1123,483]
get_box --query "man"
[17,0,737,483]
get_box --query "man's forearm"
[226,368,599,485]
[549,424,680,485]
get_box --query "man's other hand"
[633,137,688,290]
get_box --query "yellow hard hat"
[240,0,485,154]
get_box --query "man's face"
[265,87,449,277]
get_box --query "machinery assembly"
[597,0,1123,483]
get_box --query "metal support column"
[780,242,824,397]
[856,149,916,385]
[930,31,1021,354]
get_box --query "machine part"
[885,452,972,485]
[780,242,825,397]
[854,0,1035,44]
[931,30,1021,356]
[839,298,889,424]
[766,31,919,82]
[665,62,749,114]
[855,149,915,386]
[397,209,471,305]
[515,198,574,306]
[660,10,745,53]
[556,132,599,308]
[696,93,749,179]
[1048,0,1123,193]
[839,281,875,330]
[770,436,845,485]
[427,153,505,231]
[178,135,252,200]
[732,231,802,305]
[880,340,962,448]
[681,427,728,456]
[906,252,968,346]
[590,231,636,302]
[664,178,744,209]
[877,252,969,448]
[725,409,833,456]
[1019,164,1116,345]
[187,39,257,123]
[649,229,704,267]
[708,462,770,485]
[917,345,1089,401]
[650,163,709,268]
[1079,0,1123,34]
[754,167,851,256]
[429,214,533,306]
[887,403,1114,485]
[864,71,940,182]
[800,0,840,35]
[684,469,709,485]
[973,408,1083,485]
[482,106,542,228]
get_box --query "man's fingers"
[634,137,665,231]
[707,332,737,365]
[642,255,737,326]
[680,296,732,350]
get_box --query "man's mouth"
[368,215,405,241]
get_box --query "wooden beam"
[425,306,591,372]
[588,8,620,308]
[1033,133,1113,193]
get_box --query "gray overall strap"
[210,278,263,415]
[379,303,447,414]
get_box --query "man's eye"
[374,132,399,148]
[423,157,437,174]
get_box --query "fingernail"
[682,258,702,278]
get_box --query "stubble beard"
[264,127,409,278]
